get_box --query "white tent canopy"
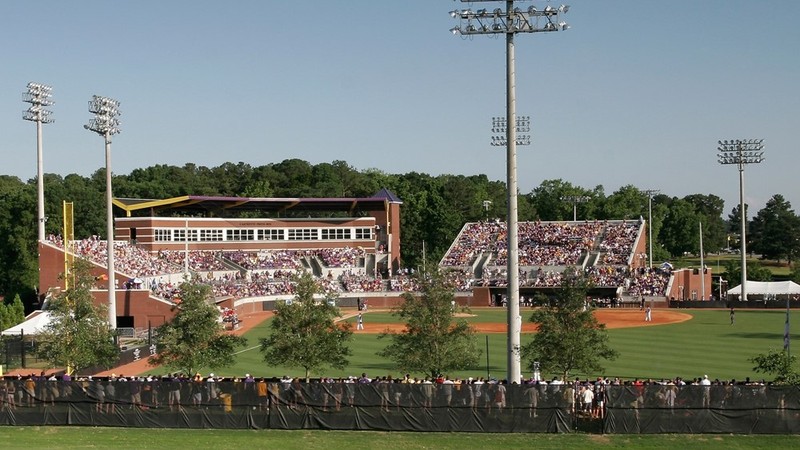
[1,311,53,336]
[727,281,800,296]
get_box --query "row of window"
[154,227,374,243]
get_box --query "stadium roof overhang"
[113,194,399,217]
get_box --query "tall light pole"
[23,82,54,243]
[562,195,589,222]
[451,2,570,383]
[85,95,121,329]
[482,200,493,221]
[717,139,764,303]
[643,189,659,269]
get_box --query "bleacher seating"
[47,214,668,303]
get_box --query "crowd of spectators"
[439,222,503,267]
[340,271,383,293]
[208,272,297,299]
[50,236,183,278]
[599,221,641,265]
[626,267,671,297]
[224,250,304,270]
[45,219,665,302]
[441,220,639,270]
[316,247,364,268]
[495,222,602,267]
[585,266,629,287]
[389,273,420,292]
[158,250,228,272]
[1,371,778,419]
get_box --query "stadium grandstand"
[37,190,403,331]
[35,190,700,337]
[438,219,675,306]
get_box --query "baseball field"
[190,307,797,382]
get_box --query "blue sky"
[2,1,798,216]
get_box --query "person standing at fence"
[581,384,595,415]
[357,312,364,330]
[421,377,434,410]
[493,380,507,413]
[24,375,36,407]
[46,374,58,406]
[594,383,606,419]
[700,375,711,408]
[105,377,117,414]
[92,379,106,413]
[168,374,182,411]
[524,382,539,417]
[664,381,677,414]
[256,377,268,411]
[645,305,652,322]
[3,381,15,409]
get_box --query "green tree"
[750,349,800,385]
[0,300,8,331]
[259,271,352,380]
[528,179,599,221]
[727,204,749,252]
[0,293,26,331]
[659,198,702,257]
[35,259,118,374]
[270,159,315,197]
[749,194,800,264]
[0,176,38,304]
[789,265,800,285]
[600,185,645,220]
[722,259,773,286]
[378,267,481,379]
[2,294,26,329]
[521,268,618,380]
[684,194,727,253]
[388,172,456,269]
[150,279,247,376]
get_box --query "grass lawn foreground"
[0,427,798,450]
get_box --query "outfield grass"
[602,309,795,381]
[0,427,798,450]
[169,308,800,382]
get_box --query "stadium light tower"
[562,195,589,222]
[717,139,764,304]
[85,95,121,330]
[451,1,570,383]
[643,190,659,269]
[23,82,54,243]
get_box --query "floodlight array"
[450,3,569,35]
[717,139,765,165]
[23,82,54,123]
[561,195,590,203]
[84,95,121,137]
[491,116,531,146]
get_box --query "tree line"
[2,159,800,311]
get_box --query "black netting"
[1,380,797,433]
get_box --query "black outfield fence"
[0,380,798,433]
